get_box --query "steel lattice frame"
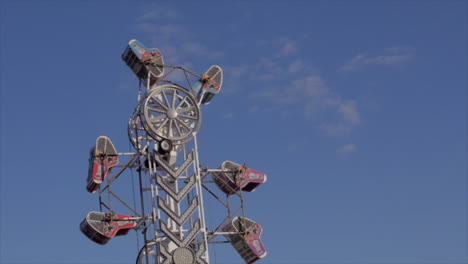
[91,64,256,264]
[128,66,210,264]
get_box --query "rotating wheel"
[140,84,201,144]
[128,111,154,153]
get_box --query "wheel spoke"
[155,118,168,132]
[177,105,194,114]
[150,97,168,111]
[150,114,166,123]
[175,118,191,131]
[147,106,166,113]
[174,119,183,137]
[168,119,174,138]
[161,90,171,108]
[172,89,177,108]
[178,112,198,120]
[176,96,190,110]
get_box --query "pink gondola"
[212,161,267,196]
[221,217,267,264]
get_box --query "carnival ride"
[79,39,267,264]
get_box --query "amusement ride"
[79,39,268,264]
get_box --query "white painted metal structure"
[130,64,211,264]
[80,40,267,264]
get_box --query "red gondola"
[80,211,137,245]
[86,136,119,193]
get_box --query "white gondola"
[193,65,223,105]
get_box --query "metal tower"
[80,39,267,264]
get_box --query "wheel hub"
[167,108,178,119]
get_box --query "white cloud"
[135,23,188,63]
[256,38,299,57]
[222,65,251,94]
[320,123,352,135]
[340,47,414,72]
[370,54,413,65]
[132,15,228,92]
[291,75,328,98]
[338,100,361,125]
[256,57,281,72]
[386,46,414,54]
[242,42,354,126]
[251,74,329,106]
[136,15,224,65]
[137,23,187,37]
[250,70,362,135]
[129,27,363,137]
[181,42,224,59]
[337,143,357,157]
[320,99,361,135]
[340,53,367,72]
[227,65,250,79]
[288,60,304,74]
[278,39,298,57]
[138,8,181,21]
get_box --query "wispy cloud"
[292,75,328,98]
[228,65,250,79]
[256,37,299,57]
[134,6,364,138]
[181,42,224,59]
[320,99,361,135]
[340,46,414,72]
[339,100,361,125]
[288,60,304,74]
[278,39,299,57]
[325,99,361,125]
[134,23,187,62]
[337,143,357,157]
[134,7,224,65]
[250,69,362,135]
[385,46,414,54]
[136,23,224,64]
[245,37,363,135]
[254,57,282,81]
[251,74,328,106]
[137,8,181,21]
[222,65,252,94]
[136,23,187,36]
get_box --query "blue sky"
[1,0,466,263]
